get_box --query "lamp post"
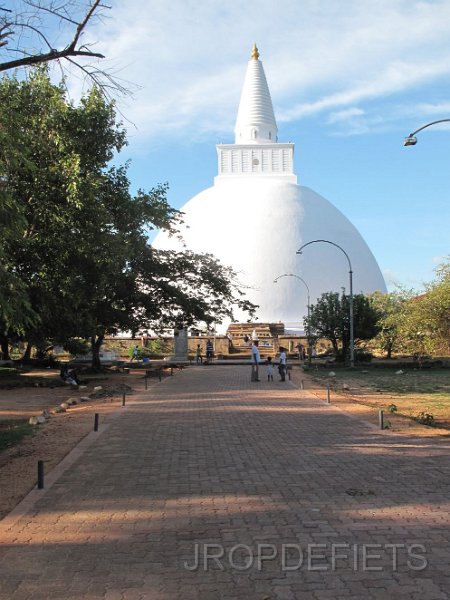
[403,118,450,146]
[296,240,354,368]
[274,273,311,366]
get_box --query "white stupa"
[154,44,386,328]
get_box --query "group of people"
[196,339,214,364]
[251,340,287,382]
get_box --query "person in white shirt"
[266,356,274,382]
[278,347,287,381]
[251,340,261,381]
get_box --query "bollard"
[145,376,148,390]
[326,384,331,404]
[94,413,99,431]
[300,379,304,390]
[122,392,126,406]
[379,409,384,430]
[38,460,44,489]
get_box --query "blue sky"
[69,0,449,291]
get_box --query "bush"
[64,338,90,356]
[0,367,17,378]
[416,412,436,427]
[355,350,373,363]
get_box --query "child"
[196,344,203,365]
[266,356,274,381]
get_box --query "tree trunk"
[0,334,10,360]
[23,342,32,362]
[91,335,104,369]
[331,338,339,358]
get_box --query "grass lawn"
[310,366,450,427]
[0,419,35,452]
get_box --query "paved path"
[1,366,450,600]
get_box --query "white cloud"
[328,108,365,124]
[325,108,371,135]
[77,0,450,141]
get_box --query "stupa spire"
[251,43,259,60]
[234,44,278,144]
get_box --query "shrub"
[416,412,436,426]
[355,350,373,363]
[64,338,90,356]
[0,367,17,378]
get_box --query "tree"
[305,291,380,362]
[369,290,412,359]
[0,1,128,97]
[368,261,450,361]
[396,259,450,360]
[0,69,256,366]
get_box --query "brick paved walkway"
[1,365,450,600]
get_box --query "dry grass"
[290,365,450,436]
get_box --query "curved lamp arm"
[296,239,355,367]
[273,273,310,298]
[273,272,312,365]
[297,240,352,273]
[404,118,450,146]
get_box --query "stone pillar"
[173,327,188,361]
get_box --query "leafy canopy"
[0,68,255,364]
[306,291,380,361]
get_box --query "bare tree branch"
[0,1,127,97]
[68,0,101,51]
[0,45,104,71]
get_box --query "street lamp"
[274,273,311,365]
[403,118,450,146]
[296,240,355,368]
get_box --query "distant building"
[227,322,284,347]
[154,45,386,329]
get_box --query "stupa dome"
[153,46,386,329]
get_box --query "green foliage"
[388,403,398,413]
[354,349,373,363]
[369,290,412,359]
[0,69,256,366]
[305,291,380,362]
[0,368,18,377]
[398,259,450,360]
[416,412,436,427]
[63,339,90,356]
[369,260,450,360]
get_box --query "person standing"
[226,332,233,351]
[196,344,203,365]
[206,338,214,362]
[266,356,274,382]
[251,340,261,381]
[278,346,287,381]
[131,345,139,362]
